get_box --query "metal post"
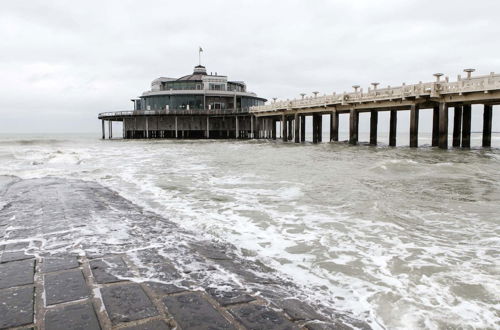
[175,116,178,138]
[349,109,358,145]
[438,102,448,149]
[250,116,254,139]
[282,114,287,142]
[483,104,493,147]
[462,104,471,148]
[389,110,397,147]
[235,116,239,139]
[432,105,439,147]
[370,110,378,146]
[452,105,463,147]
[206,116,210,139]
[409,104,419,148]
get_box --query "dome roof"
[177,65,207,81]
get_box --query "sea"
[0,131,499,329]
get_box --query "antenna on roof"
[198,46,203,66]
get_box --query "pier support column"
[235,116,240,139]
[250,116,254,139]
[145,117,148,139]
[483,104,493,147]
[452,105,463,147]
[287,118,293,141]
[300,115,306,142]
[462,104,471,148]
[272,119,277,139]
[282,114,287,142]
[312,115,318,143]
[370,110,378,146]
[122,120,125,139]
[409,104,419,148]
[294,113,300,143]
[317,114,322,142]
[102,120,105,139]
[330,111,339,142]
[108,120,112,139]
[438,102,448,149]
[432,105,439,147]
[206,116,210,139]
[349,109,358,145]
[175,116,178,138]
[389,110,397,147]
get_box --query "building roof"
[177,65,208,81]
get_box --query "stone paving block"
[0,286,34,328]
[146,281,188,295]
[280,298,323,321]
[44,269,90,305]
[0,250,33,263]
[229,304,300,330]
[305,321,339,330]
[162,292,235,330]
[41,255,79,273]
[101,283,158,324]
[0,258,35,289]
[206,287,256,306]
[121,319,171,330]
[90,256,131,284]
[45,302,100,330]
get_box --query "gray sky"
[1,0,499,133]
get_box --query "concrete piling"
[452,105,463,147]
[294,113,300,143]
[483,104,493,147]
[330,111,339,142]
[300,115,306,142]
[370,110,378,146]
[349,109,358,145]
[462,104,472,148]
[389,110,397,147]
[438,103,448,149]
[432,105,439,147]
[281,115,288,142]
[409,104,419,148]
[102,120,105,139]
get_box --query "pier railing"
[250,72,500,113]
[98,108,250,119]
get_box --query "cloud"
[0,0,498,133]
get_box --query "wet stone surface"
[44,269,90,305]
[101,283,158,324]
[45,302,101,330]
[0,258,35,289]
[0,286,34,328]
[0,177,368,329]
[162,292,235,330]
[41,255,79,273]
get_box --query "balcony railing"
[250,72,500,113]
[98,108,251,119]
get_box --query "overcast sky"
[1,0,499,134]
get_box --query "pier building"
[99,68,498,149]
[98,64,266,139]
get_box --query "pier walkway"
[0,177,366,330]
[250,69,500,148]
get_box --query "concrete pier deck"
[0,177,368,330]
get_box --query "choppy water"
[0,132,499,329]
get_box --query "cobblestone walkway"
[0,177,369,330]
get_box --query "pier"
[250,69,499,149]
